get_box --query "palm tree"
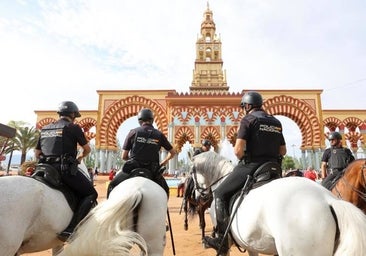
[0,136,11,155]
[7,121,39,165]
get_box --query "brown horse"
[182,175,213,241]
[330,158,366,213]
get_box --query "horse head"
[331,158,366,213]
[190,151,234,189]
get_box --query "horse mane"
[345,158,366,174]
[192,151,235,185]
[338,158,366,184]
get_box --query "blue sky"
[1,0,365,162]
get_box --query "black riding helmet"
[328,131,342,140]
[138,108,154,123]
[240,91,263,109]
[57,101,81,118]
[202,139,212,147]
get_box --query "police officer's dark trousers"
[204,161,260,255]
[58,170,98,241]
[155,173,170,197]
[321,168,343,190]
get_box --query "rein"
[335,161,366,202]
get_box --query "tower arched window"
[205,33,211,42]
[205,48,212,62]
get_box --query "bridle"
[333,161,366,203]
[191,165,230,197]
[187,165,231,216]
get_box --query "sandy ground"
[22,175,263,256]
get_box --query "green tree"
[7,121,39,165]
[282,155,296,170]
[113,140,124,170]
[84,144,96,168]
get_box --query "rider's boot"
[155,174,170,198]
[203,198,229,255]
[57,195,96,242]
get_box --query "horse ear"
[187,151,192,162]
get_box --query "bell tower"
[190,3,228,93]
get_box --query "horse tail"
[330,199,366,256]
[58,190,147,256]
[183,176,197,215]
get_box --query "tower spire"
[190,4,228,94]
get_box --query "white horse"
[191,151,366,256]
[58,176,168,256]
[0,162,91,256]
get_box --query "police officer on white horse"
[203,91,287,255]
[35,101,98,242]
[108,108,176,197]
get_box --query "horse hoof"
[202,242,208,249]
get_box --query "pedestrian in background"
[177,173,187,197]
[304,166,317,181]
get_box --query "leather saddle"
[129,167,154,179]
[229,161,282,212]
[107,167,159,198]
[32,163,78,211]
[322,169,344,191]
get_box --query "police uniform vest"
[328,147,350,171]
[40,119,71,157]
[130,126,160,163]
[246,111,282,163]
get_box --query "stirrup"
[57,230,72,242]
[204,235,229,254]
[203,236,220,250]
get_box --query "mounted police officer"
[193,139,212,156]
[35,101,98,242]
[108,108,176,197]
[321,131,354,189]
[203,91,287,255]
